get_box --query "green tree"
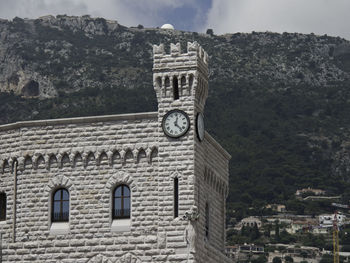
[250,223,260,241]
[272,257,282,263]
[274,220,280,242]
[285,255,294,263]
[252,255,268,263]
[319,254,333,263]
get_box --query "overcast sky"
[0,0,349,40]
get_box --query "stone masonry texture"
[0,42,231,262]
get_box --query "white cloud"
[0,0,88,19]
[0,0,194,28]
[204,0,350,40]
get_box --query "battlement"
[153,42,208,73]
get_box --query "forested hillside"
[1,15,350,220]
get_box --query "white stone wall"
[0,42,231,263]
[194,132,230,263]
[0,113,176,262]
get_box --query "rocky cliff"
[1,15,350,214]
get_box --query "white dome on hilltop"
[161,24,174,30]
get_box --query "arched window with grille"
[52,188,69,222]
[113,185,130,219]
[0,192,6,221]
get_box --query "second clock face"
[162,109,190,138]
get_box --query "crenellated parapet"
[153,42,208,105]
[153,42,208,70]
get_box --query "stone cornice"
[0,112,158,131]
[204,132,231,160]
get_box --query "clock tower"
[0,41,230,263]
[153,42,230,262]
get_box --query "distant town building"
[236,216,262,230]
[319,213,346,228]
[268,244,321,263]
[295,187,326,196]
[265,204,286,213]
[286,218,318,234]
[226,244,264,262]
[226,245,238,260]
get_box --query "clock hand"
[174,116,179,127]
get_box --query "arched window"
[52,188,69,222]
[0,193,6,221]
[189,74,194,88]
[113,185,130,219]
[173,77,179,100]
[165,77,170,88]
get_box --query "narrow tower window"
[52,188,69,222]
[173,77,179,100]
[165,77,170,88]
[174,177,179,218]
[156,76,162,88]
[181,76,186,93]
[189,75,194,88]
[0,193,6,221]
[181,76,186,87]
[205,202,209,238]
[113,185,130,219]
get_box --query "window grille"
[52,188,69,222]
[113,185,130,219]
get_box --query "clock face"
[162,109,190,138]
[196,112,205,141]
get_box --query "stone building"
[0,42,231,262]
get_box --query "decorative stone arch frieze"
[119,149,126,162]
[115,253,142,263]
[2,146,157,172]
[105,150,114,166]
[35,154,46,169]
[72,151,83,167]
[84,151,96,167]
[86,254,113,263]
[97,150,109,166]
[0,159,6,173]
[23,155,33,170]
[136,147,147,163]
[2,159,10,173]
[110,149,121,166]
[149,146,158,164]
[133,149,139,162]
[123,148,134,164]
[204,166,227,197]
[48,153,58,169]
[60,152,71,168]
[16,156,24,171]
